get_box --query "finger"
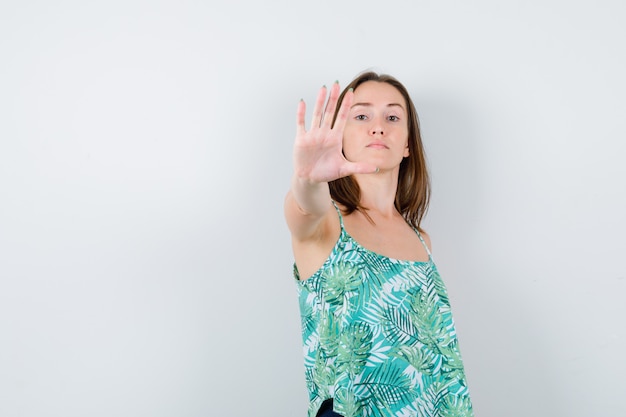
[310,85,328,129]
[296,99,306,135]
[332,88,353,131]
[321,81,340,129]
[339,160,379,177]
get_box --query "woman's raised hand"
[294,82,377,184]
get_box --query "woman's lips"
[367,141,388,149]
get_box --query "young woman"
[284,71,473,417]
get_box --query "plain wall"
[1,1,624,416]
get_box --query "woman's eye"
[388,115,399,122]
[355,114,367,121]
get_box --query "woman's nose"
[370,119,384,135]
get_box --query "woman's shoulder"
[285,195,342,281]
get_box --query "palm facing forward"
[294,82,377,184]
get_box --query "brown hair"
[330,71,430,231]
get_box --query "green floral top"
[294,204,473,417]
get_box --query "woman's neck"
[353,171,399,217]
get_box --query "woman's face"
[342,81,410,172]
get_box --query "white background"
[1,1,625,416]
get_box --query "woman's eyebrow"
[351,102,406,111]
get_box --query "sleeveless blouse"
[294,204,473,417]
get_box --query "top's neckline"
[339,226,432,265]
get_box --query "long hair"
[329,71,430,231]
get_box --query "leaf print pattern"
[357,364,417,412]
[337,322,373,376]
[295,205,473,417]
[323,262,362,306]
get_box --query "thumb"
[341,161,379,176]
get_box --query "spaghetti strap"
[330,200,345,229]
[415,229,432,258]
